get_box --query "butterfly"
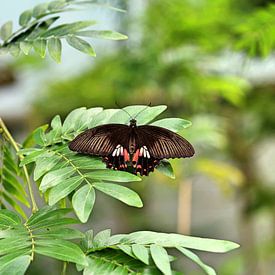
[69,117,195,176]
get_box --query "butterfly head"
[130,119,137,128]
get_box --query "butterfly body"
[69,119,194,176]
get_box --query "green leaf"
[72,184,96,223]
[117,245,136,258]
[0,210,21,227]
[132,244,150,265]
[177,247,216,275]
[107,105,167,125]
[151,118,192,132]
[34,228,84,240]
[8,44,21,57]
[92,229,111,249]
[35,239,87,266]
[33,155,60,180]
[0,255,31,275]
[114,231,240,253]
[40,166,76,192]
[48,0,67,11]
[33,3,48,18]
[85,170,141,182]
[19,41,32,55]
[33,39,47,58]
[93,182,143,207]
[19,149,46,166]
[0,21,13,41]
[62,107,87,134]
[89,109,120,127]
[48,176,83,205]
[42,21,96,37]
[156,160,175,179]
[66,35,96,56]
[27,207,71,226]
[76,30,128,40]
[48,37,62,63]
[19,10,33,27]
[150,245,171,275]
[72,156,106,170]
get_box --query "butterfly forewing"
[69,124,130,155]
[137,125,195,159]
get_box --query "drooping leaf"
[132,244,150,265]
[8,43,21,57]
[66,35,96,56]
[48,37,62,63]
[19,41,32,55]
[72,184,96,223]
[177,247,216,275]
[156,160,175,179]
[93,182,143,207]
[150,244,172,275]
[33,39,47,58]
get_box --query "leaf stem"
[61,261,67,275]
[0,117,38,213]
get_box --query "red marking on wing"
[123,149,130,162]
[132,149,140,165]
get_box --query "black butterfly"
[69,119,195,176]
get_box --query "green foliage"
[0,104,240,274]
[0,0,127,62]
[0,207,85,274]
[19,105,190,222]
[78,229,239,275]
[0,140,29,218]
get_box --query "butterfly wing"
[69,124,130,155]
[136,125,195,159]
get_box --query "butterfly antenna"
[133,103,152,120]
[115,101,133,119]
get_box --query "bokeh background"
[1,0,275,274]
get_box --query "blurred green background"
[1,0,275,274]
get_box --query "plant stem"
[0,118,38,213]
[61,262,67,275]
